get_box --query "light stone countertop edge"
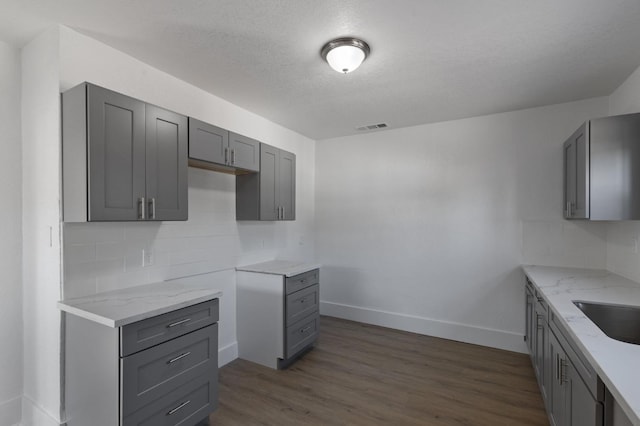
[236,260,321,277]
[58,279,223,328]
[522,265,640,426]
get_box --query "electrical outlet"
[142,248,154,267]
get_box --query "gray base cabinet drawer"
[286,284,319,326]
[121,324,217,416]
[121,299,219,356]
[286,313,319,359]
[123,376,216,426]
[285,269,319,295]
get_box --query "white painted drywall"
[0,40,23,426]
[606,64,640,283]
[58,26,315,371]
[315,97,609,352]
[21,27,63,426]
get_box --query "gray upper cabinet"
[145,105,188,221]
[236,143,296,221]
[188,118,260,174]
[563,113,640,220]
[563,123,588,219]
[62,82,188,222]
[278,150,296,220]
[229,132,260,172]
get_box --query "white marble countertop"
[58,279,223,328]
[523,265,640,425]
[236,260,320,277]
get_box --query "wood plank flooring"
[209,316,548,426]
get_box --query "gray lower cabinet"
[525,281,535,357]
[236,143,296,221]
[548,317,603,426]
[236,267,319,369]
[62,82,188,222]
[65,299,219,426]
[188,118,260,174]
[526,279,550,407]
[534,296,549,404]
[525,279,603,426]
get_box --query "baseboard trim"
[0,395,21,426]
[20,395,62,426]
[320,301,527,354]
[219,341,238,367]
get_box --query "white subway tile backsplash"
[63,278,97,299]
[63,223,125,244]
[522,219,607,268]
[64,243,96,264]
[606,222,640,283]
[65,258,124,282]
[124,222,162,241]
[96,269,151,294]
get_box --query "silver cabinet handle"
[167,400,191,416]
[167,318,191,328]
[138,197,146,220]
[560,358,568,384]
[167,351,191,364]
[148,198,156,220]
[299,298,306,304]
[300,326,312,334]
[231,149,236,165]
[536,314,544,329]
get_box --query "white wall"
[21,27,63,426]
[0,40,23,426]
[315,97,609,352]
[58,26,316,370]
[605,64,640,283]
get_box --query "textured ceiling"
[2,0,640,140]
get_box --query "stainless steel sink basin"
[573,301,640,345]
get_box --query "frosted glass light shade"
[321,37,370,74]
[326,45,366,74]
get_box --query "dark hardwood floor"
[210,316,548,425]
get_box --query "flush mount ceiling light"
[321,37,371,74]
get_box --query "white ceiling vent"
[356,123,388,131]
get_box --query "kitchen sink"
[573,301,640,345]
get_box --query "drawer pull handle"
[536,314,544,329]
[300,326,312,334]
[299,298,306,303]
[167,351,191,364]
[167,318,191,328]
[167,400,191,416]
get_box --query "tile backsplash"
[62,168,308,299]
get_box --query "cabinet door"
[566,360,602,426]
[87,84,146,221]
[278,150,296,220]
[229,132,260,172]
[525,284,534,358]
[188,118,229,166]
[563,123,589,219]
[259,144,278,221]
[534,301,548,401]
[548,331,565,426]
[145,105,188,221]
